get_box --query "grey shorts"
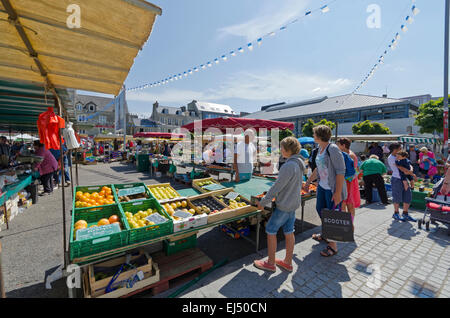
[391,177,412,204]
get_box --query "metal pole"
[57,101,67,269]
[444,0,450,158]
[0,242,5,298]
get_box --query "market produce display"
[216,194,248,209]
[162,200,195,220]
[73,214,122,239]
[123,209,160,229]
[190,197,226,215]
[75,186,115,208]
[301,183,317,196]
[148,185,181,201]
[116,188,149,202]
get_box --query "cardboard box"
[86,250,157,298]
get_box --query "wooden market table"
[221,176,315,232]
[67,208,263,298]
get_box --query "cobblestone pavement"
[154,204,449,298]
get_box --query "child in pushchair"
[418,178,450,235]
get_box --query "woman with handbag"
[303,125,347,257]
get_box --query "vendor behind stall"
[234,132,257,182]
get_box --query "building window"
[162,109,168,114]
[99,116,107,124]
[168,118,172,125]
[76,102,83,111]
[77,115,86,122]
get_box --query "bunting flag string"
[352,1,420,94]
[127,0,338,92]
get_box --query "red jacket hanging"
[37,107,66,150]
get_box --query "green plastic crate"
[119,199,173,244]
[112,183,154,203]
[411,191,428,211]
[73,184,116,212]
[163,234,197,256]
[69,204,129,260]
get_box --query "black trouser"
[363,174,388,204]
[41,172,54,193]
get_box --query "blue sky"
[81,0,445,116]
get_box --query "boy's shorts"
[266,208,296,235]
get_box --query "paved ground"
[152,205,450,298]
[1,161,448,298]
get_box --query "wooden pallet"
[122,247,213,298]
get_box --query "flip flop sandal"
[254,260,276,272]
[320,245,338,257]
[275,259,293,272]
[312,234,329,244]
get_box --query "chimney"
[382,94,387,98]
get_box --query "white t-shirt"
[316,147,331,190]
[235,141,256,174]
[388,154,400,179]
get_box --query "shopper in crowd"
[33,141,58,196]
[0,136,10,167]
[396,151,417,191]
[359,155,389,205]
[59,143,71,187]
[49,148,61,189]
[255,137,305,272]
[408,145,420,175]
[369,142,384,163]
[440,166,450,194]
[304,125,347,257]
[336,138,360,221]
[162,141,171,157]
[234,131,257,182]
[419,147,437,179]
[388,143,416,222]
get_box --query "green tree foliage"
[414,97,449,134]
[301,119,336,137]
[352,120,392,135]
[279,129,293,142]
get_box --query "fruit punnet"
[148,186,180,201]
[124,209,164,229]
[75,186,114,208]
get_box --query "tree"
[414,97,450,134]
[352,120,391,135]
[279,129,293,142]
[301,118,336,137]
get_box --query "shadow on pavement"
[387,220,421,240]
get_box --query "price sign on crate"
[118,186,146,197]
[76,223,121,241]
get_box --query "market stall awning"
[399,136,443,145]
[133,132,185,139]
[332,134,406,142]
[0,0,162,95]
[94,134,134,142]
[0,79,72,132]
[181,117,295,132]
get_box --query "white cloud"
[127,70,352,106]
[217,0,311,42]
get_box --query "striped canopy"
[398,136,443,145]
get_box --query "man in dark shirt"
[369,142,384,163]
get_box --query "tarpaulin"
[181,117,294,132]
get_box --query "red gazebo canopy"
[181,117,294,132]
[133,132,185,139]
